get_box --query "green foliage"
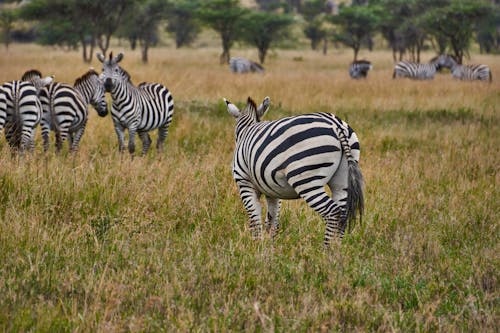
[166,0,202,48]
[197,0,248,64]
[0,7,17,49]
[238,11,294,63]
[331,4,381,60]
[421,0,495,63]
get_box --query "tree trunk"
[220,37,231,64]
[322,37,328,55]
[353,46,359,61]
[141,42,149,64]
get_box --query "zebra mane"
[245,97,259,120]
[21,69,42,81]
[352,60,371,65]
[74,69,99,86]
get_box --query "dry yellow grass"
[0,44,498,332]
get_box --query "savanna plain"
[0,44,498,332]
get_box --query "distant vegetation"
[1,0,499,63]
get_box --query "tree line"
[0,0,499,64]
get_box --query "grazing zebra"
[224,96,364,247]
[229,57,265,74]
[38,69,108,152]
[393,56,445,80]
[349,60,372,79]
[97,52,174,156]
[0,70,53,152]
[437,54,492,82]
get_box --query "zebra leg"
[292,181,345,247]
[156,123,169,153]
[236,180,263,239]
[128,127,137,156]
[70,124,86,152]
[264,196,281,238]
[113,121,126,153]
[138,131,152,156]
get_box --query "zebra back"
[229,57,265,74]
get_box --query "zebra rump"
[349,60,372,79]
[225,96,364,246]
[229,57,265,74]
[0,69,53,152]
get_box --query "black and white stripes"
[97,52,174,156]
[229,57,265,74]
[349,60,372,79]
[38,69,108,152]
[224,96,364,246]
[393,57,441,80]
[437,54,492,82]
[0,70,53,152]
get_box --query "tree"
[0,7,17,50]
[166,0,201,48]
[239,11,293,64]
[330,4,380,61]
[422,0,493,64]
[302,0,330,52]
[197,0,248,64]
[119,0,169,63]
[20,0,134,63]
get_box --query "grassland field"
[0,44,499,332]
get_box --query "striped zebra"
[97,52,174,156]
[0,70,53,152]
[229,57,265,74]
[349,60,372,79]
[393,56,444,80]
[38,69,108,152]
[224,96,364,246]
[437,54,492,82]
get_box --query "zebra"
[224,96,364,247]
[436,54,492,82]
[0,70,53,152]
[229,57,265,74]
[349,60,372,79]
[97,52,174,156]
[38,69,108,152]
[393,56,445,80]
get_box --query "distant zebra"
[349,60,372,79]
[229,57,265,74]
[97,52,174,156]
[437,54,492,82]
[0,70,53,152]
[224,96,364,247]
[393,56,445,80]
[39,69,108,152]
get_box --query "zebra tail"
[346,158,364,231]
[336,125,365,232]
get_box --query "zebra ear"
[223,98,240,118]
[96,53,105,63]
[41,75,54,87]
[115,53,124,63]
[257,96,270,119]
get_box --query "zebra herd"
[0,52,174,156]
[392,54,491,81]
[0,50,492,246]
[230,55,492,82]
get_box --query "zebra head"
[433,54,457,71]
[97,52,125,93]
[75,69,108,117]
[21,69,54,93]
[224,96,270,121]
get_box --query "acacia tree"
[302,0,329,52]
[0,8,17,50]
[20,0,134,63]
[197,0,248,64]
[330,4,380,61]
[239,11,294,64]
[166,0,202,48]
[421,0,493,64]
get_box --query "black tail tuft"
[346,159,364,232]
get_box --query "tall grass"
[0,44,498,332]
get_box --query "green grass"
[0,46,499,332]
